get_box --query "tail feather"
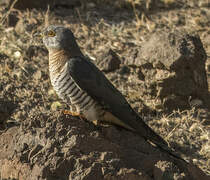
[103,111,185,162]
[134,116,185,161]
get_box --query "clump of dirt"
[123,30,209,112]
[0,112,209,179]
[97,48,121,72]
[0,0,209,179]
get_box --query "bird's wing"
[67,56,167,146]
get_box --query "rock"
[0,127,19,160]
[124,30,209,112]
[189,98,203,108]
[0,113,209,180]
[10,0,53,9]
[1,158,32,180]
[0,99,16,129]
[8,0,81,10]
[7,13,19,27]
[97,49,121,72]
[33,70,42,80]
[118,65,130,75]
[114,168,151,180]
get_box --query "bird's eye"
[47,30,56,37]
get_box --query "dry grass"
[0,0,18,25]
[0,0,209,176]
[147,109,210,174]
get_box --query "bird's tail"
[103,111,185,161]
[134,115,185,161]
[134,115,168,145]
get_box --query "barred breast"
[50,62,93,111]
[49,61,105,122]
[48,49,106,121]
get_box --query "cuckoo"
[42,25,182,158]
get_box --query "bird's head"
[42,25,80,54]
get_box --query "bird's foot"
[63,110,84,118]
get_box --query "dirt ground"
[0,0,210,179]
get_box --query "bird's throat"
[48,49,69,76]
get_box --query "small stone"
[98,49,121,72]
[14,51,21,59]
[8,13,19,27]
[189,99,203,108]
[51,101,62,111]
[33,70,42,80]
[118,65,130,75]
[193,159,198,163]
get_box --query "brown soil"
[0,0,209,179]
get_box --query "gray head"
[42,25,82,55]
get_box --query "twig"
[44,5,50,27]
[0,0,18,25]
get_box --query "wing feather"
[67,56,167,146]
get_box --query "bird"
[42,25,181,157]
